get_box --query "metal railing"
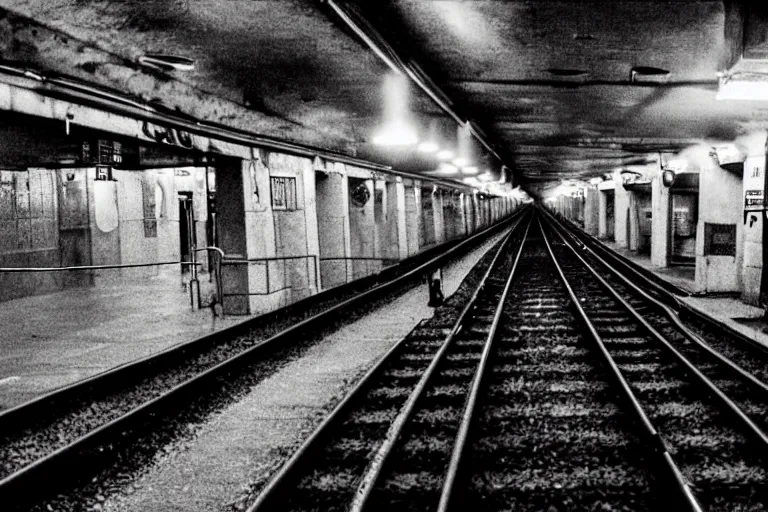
[319,256,400,282]
[221,255,318,296]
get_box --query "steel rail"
[544,213,768,396]
[545,217,768,459]
[552,215,690,299]
[552,212,768,357]
[348,215,529,512]
[0,212,526,505]
[247,210,532,512]
[436,212,533,512]
[538,215,704,512]
[0,207,525,438]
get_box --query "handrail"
[221,254,319,297]
[0,260,199,273]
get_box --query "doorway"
[179,192,195,276]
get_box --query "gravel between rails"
[0,222,517,489]
[462,228,656,512]
[554,223,768,435]
[241,232,509,512]
[23,227,513,512]
[545,223,768,511]
[365,231,523,510]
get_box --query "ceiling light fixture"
[138,54,196,72]
[436,162,459,174]
[462,166,479,175]
[373,73,419,147]
[630,66,670,83]
[437,149,454,160]
[452,157,469,167]
[716,72,768,101]
[418,141,439,154]
[547,68,590,78]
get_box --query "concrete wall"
[598,185,616,240]
[269,153,320,303]
[613,175,630,249]
[316,165,351,290]
[0,168,61,301]
[348,174,379,280]
[651,177,671,267]
[584,187,600,236]
[404,181,421,257]
[694,155,742,293]
[0,166,210,303]
[741,132,767,305]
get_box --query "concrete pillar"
[217,155,286,315]
[472,193,481,231]
[651,176,671,267]
[465,193,476,234]
[614,173,630,249]
[316,164,352,289]
[692,147,742,293]
[455,193,467,238]
[433,188,446,244]
[741,132,767,305]
[391,178,408,261]
[404,181,421,257]
[628,191,640,252]
[584,187,599,235]
[348,175,376,279]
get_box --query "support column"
[628,191,640,252]
[651,175,672,267]
[742,131,768,305]
[404,181,421,257]
[598,187,609,239]
[694,147,742,293]
[348,175,376,279]
[584,187,599,235]
[316,163,352,289]
[614,173,630,249]
[391,178,408,261]
[433,188,445,244]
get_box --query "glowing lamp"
[418,141,439,153]
[716,74,768,101]
[462,166,479,175]
[437,150,454,160]
[372,123,418,147]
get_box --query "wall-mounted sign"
[704,223,737,257]
[142,121,194,149]
[745,189,765,210]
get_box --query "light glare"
[437,150,454,160]
[418,141,439,153]
[716,78,768,101]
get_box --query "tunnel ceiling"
[0,1,765,188]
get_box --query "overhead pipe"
[323,0,505,164]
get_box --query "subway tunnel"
[1,1,768,511]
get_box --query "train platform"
[0,231,507,413]
[83,230,506,512]
[600,241,768,351]
[602,241,696,294]
[0,276,242,410]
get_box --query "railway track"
[247,213,663,512]
[541,213,768,510]
[247,208,768,512]
[0,210,523,511]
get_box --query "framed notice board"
[704,223,737,257]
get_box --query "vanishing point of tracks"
[4,205,768,511]
[249,209,768,512]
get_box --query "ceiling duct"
[718,4,768,101]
